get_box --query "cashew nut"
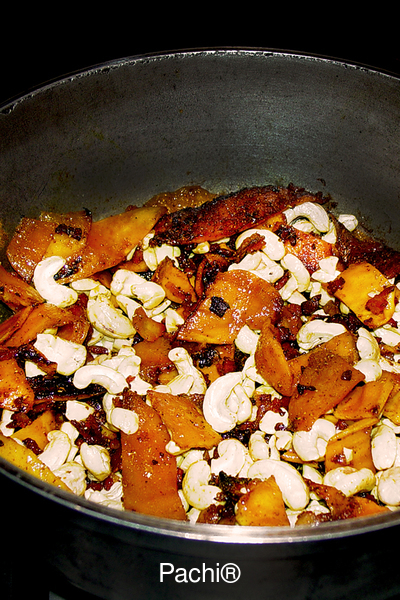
[229,252,285,284]
[166,347,207,395]
[247,458,310,510]
[235,324,259,355]
[323,466,375,497]
[73,364,128,395]
[280,253,310,293]
[70,278,100,292]
[39,430,72,472]
[376,466,400,506]
[259,408,289,434]
[33,256,78,307]
[164,307,185,333]
[278,274,301,302]
[0,410,14,437]
[102,387,139,435]
[99,346,141,380]
[371,423,397,471]
[242,353,266,387]
[354,359,382,382]
[292,418,336,462]
[379,357,400,376]
[53,461,87,495]
[65,400,95,422]
[177,449,205,472]
[357,327,381,361]
[374,325,400,348]
[311,257,341,283]
[248,431,270,461]
[115,295,142,321]
[34,333,87,376]
[275,430,293,451]
[338,214,358,231]
[268,434,282,461]
[284,202,331,233]
[181,460,222,510]
[297,320,346,351]
[87,284,135,339]
[110,269,165,310]
[143,242,181,271]
[203,371,253,433]
[302,464,324,484]
[85,479,124,510]
[309,281,335,307]
[60,421,80,445]
[80,442,111,481]
[211,438,251,476]
[108,406,139,435]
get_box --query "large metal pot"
[1,49,400,600]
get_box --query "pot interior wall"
[1,50,400,252]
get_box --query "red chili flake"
[89,345,110,355]
[365,285,395,315]
[23,437,42,455]
[327,276,345,296]
[276,225,297,246]
[301,295,321,316]
[274,271,290,290]
[102,475,115,491]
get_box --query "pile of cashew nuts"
[3,200,400,524]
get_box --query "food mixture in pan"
[2,183,400,527]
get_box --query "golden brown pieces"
[149,390,222,452]
[6,217,56,282]
[333,216,400,280]
[2,303,75,347]
[283,228,333,273]
[235,477,290,526]
[11,409,58,450]
[329,262,396,329]
[0,357,35,411]
[59,205,168,283]
[144,185,216,213]
[152,185,325,246]
[0,433,71,492]
[0,265,44,311]
[152,256,197,305]
[288,348,365,431]
[325,418,378,473]
[288,330,360,386]
[120,391,187,520]
[255,320,295,396]
[334,371,397,421]
[177,269,283,344]
[305,479,390,521]
[6,204,167,284]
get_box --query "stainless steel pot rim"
[2,455,400,545]
[2,46,399,112]
[2,47,400,546]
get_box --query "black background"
[1,26,400,104]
